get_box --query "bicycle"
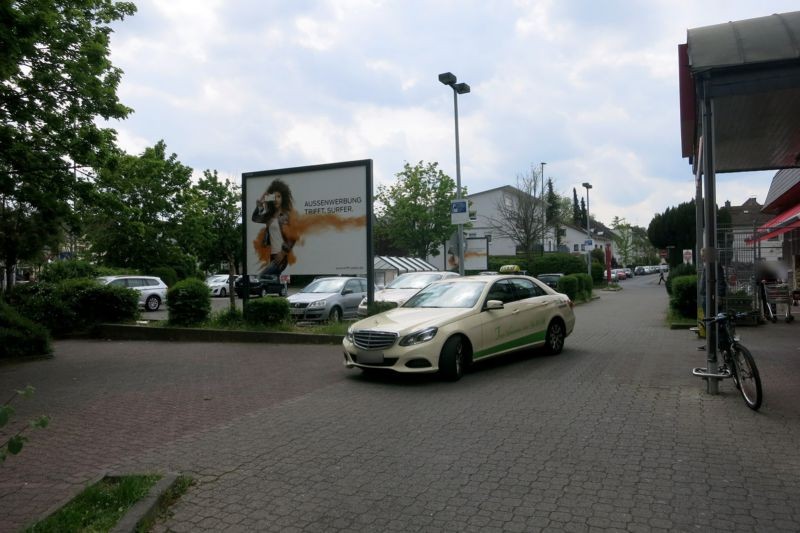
[692,312,763,411]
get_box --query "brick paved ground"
[1,275,799,532]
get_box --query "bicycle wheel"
[731,343,762,411]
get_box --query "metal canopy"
[681,11,800,173]
[679,10,800,396]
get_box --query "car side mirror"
[342,289,353,295]
[485,300,504,310]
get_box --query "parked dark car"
[536,273,564,289]
[234,274,288,297]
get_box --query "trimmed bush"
[367,301,396,316]
[167,278,211,326]
[7,282,73,336]
[243,297,290,325]
[557,275,579,301]
[7,280,139,336]
[0,301,52,358]
[39,260,97,283]
[78,284,139,325]
[149,266,178,287]
[666,263,696,295]
[209,308,245,328]
[670,275,697,318]
[575,272,593,301]
[529,253,586,276]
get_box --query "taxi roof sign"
[498,265,521,273]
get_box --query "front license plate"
[358,351,384,364]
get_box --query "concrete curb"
[91,323,343,345]
[111,473,180,533]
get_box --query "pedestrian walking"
[658,267,665,284]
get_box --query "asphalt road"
[2,273,799,532]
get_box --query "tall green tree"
[648,199,699,265]
[572,188,581,225]
[180,170,242,308]
[82,141,195,274]
[611,216,635,267]
[0,0,136,289]
[375,161,458,258]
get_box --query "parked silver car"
[357,271,460,316]
[287,277,368,322]
[96,275,168,311]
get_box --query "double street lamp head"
[439,72,471,94]
[582,182,592,190]
[438,72,457,85]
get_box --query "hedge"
[670,275,697,318]
[7,280,139,336]
[557,275,579,301]
[243,297,290,325]
[0,301,52,358]
[167,278,211,326]
[666,263,696,295]
[39,260,97,283]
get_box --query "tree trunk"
[226,256,237,311]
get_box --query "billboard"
[464,237,489,271]
[445,235,489,271]
[242,160,372,276]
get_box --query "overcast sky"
[105,1,798,228]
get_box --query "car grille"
[291,302,309,309]
[353,330,398,350]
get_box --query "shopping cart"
[760,281,795,323]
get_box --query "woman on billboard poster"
[252,178,296,276]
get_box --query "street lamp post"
[540,161,546,253]
[582,182,592,276]
[439,72,470,276]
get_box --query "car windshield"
[404,281,485,309]
[302,278,347,293]
[207,275,228,283]
[386,273,442,289]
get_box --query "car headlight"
[399,327,438,346]
[346,326,354,342]
[308,299,327,309]
[359,297,367,305]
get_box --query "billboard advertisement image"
[243,160,372,276]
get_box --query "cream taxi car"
[343,275,575,381]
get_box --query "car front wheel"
[220,288,227,297]
[544,319,565,355]
[440,335,466,381]
[329,306,343,323]
[145,295,161,312]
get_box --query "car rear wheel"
[440,335,466,381]
[145,295,161,312]
[329,306,343,323]
[544,319,565,355]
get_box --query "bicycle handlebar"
[701,311,749,324]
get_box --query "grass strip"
[26,474,160,533]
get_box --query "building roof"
[723,197,773,227]
[763,168,800,213]
[374,256,438,273]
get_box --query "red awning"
[746,203,800,243]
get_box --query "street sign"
[683,249,693,264]
[584,239,593,246]
[451,199,469,224]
